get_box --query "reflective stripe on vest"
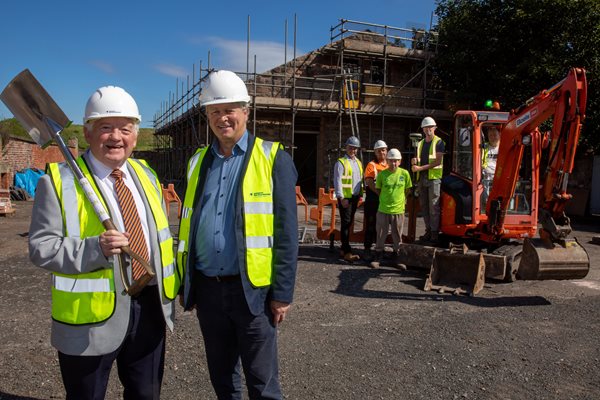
[47,157,178,325]
[53,275,113,293]
[338,157,363,198]
[416,135,443,180]
[178,138,280,288]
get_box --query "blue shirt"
[194,131,248,276]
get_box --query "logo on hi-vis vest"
[250,191,271,197]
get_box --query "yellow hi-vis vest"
[337,157,363,198]
[416,135,444,180]
[177,137,279,288]
[47,157,179,325]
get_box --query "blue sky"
[1,0,438,128]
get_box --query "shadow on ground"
[0,392,47,400]
[331,266,551,307]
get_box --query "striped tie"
[111,169,149,281]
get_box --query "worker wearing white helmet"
[370,148,412,268]
[179,70,298,399]
[411,116,445,243]
[30,85,177,398]
[334,135,364,262]
[363,139,388,261]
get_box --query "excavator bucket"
[518,238,589,280]
[424,244,486,296]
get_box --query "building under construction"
[153,19,452,198]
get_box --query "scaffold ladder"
[343,69,360,142]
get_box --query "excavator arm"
[487,68,587,241]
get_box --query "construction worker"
[178,70,298,399]
[411,116,445,243]
[334,135,363,262]
[370,148,412,269]
[363,140,388,261]
[28,86,178,399]
[481,125,501,208]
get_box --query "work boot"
[363,249,373,262]
[430,232,440,245]
[369,252,382,269]
[419,231,431,242]
[344,252,360,263]
[392,251,407,271]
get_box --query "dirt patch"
[1,202,600,399]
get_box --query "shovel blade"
[0,69,70,147]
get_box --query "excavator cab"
[440,110,538,242]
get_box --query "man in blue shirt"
[180,70,298,400]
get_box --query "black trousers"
[194,274,281,400]
[338,195,360,254]
[58,285,166,400]
[363,197,379,250]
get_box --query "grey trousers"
[374,212,405,253]
[418,178,441,234]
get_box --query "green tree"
[434,0,600,152]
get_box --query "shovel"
[0,69,154,296]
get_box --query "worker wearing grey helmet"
[334,136,363,262]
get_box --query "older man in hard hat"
[178,70,298,399]
[334,136,364,262]
[411,116,445,244]
[29,86,178,399]
[363,139,388,261]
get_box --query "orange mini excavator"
[434,67,589,288]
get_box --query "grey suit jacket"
[29,152,175,356]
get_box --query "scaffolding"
[153,18,449,192]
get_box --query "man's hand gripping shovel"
[0,69,154,296]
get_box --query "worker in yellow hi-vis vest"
[29,86,177,399]
[334,136,364,262]
[178,70,298,399]
[411,116,445,244]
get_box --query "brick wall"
[0,137,78,189]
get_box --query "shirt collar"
[211,130,249,158]
[86,150,129,180]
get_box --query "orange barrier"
[309,188,365,242]
[295,186,309,222]
[161,183,182,218]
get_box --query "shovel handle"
[102,219,156,296]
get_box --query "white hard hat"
[373,140,387,150]
[387,148,402,160]
[345,136,361,148]
[84,86,141,124]
[199,70,251,107]
[421,116,436,128]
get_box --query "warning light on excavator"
[485,100,501,110]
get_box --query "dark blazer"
[184,133,298,315]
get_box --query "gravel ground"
[1,202,600,399]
